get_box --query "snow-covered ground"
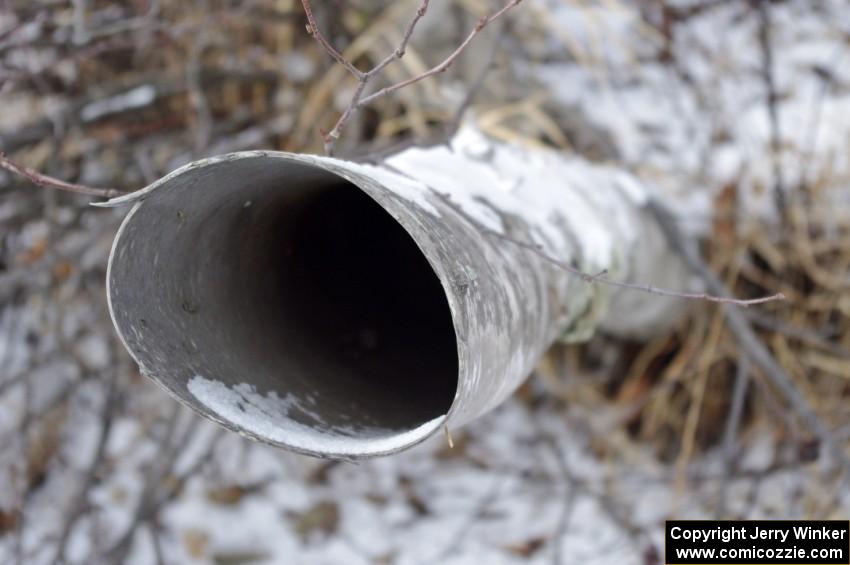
[5,361,841,564]
[2,0,850,563]
[531,0,850,220]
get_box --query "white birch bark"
[101,128,688,458]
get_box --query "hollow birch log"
[100,128,687,459]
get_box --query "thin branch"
[345,15,505,163]
[357,0,521,108]
[433,477,504,561]
[186,33,213,153]
[303,0,431,151]
[149,523,167,565]
[716,354,750,518]
[444,16,505,138]
[321,79,368,154]
[485,227,785,307]
[367,0,430,76]
[0,152,126,199]
[531,411,649,557]
[746,309,850,359]
[53,376,117,565]
[300,0,364,79]
[300,0,523,153]
[755,0,788,220]
[543,434,579,565]
[647,197,850,475]
[380,164,786,308]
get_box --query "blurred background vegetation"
[1,0,849,563]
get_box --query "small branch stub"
[0,152,126,199]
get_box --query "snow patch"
[187,376,445,457]
[80,85,156,122]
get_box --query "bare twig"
[300,0,430,152]
[444,18,505,139]
[102,405,183,563]
[647,198,850,474]
[0,152,126,199]
[103,412,224,563]
[531,409,650,558]
[367,0,430,76]
[300,0,523,153]
[380,164,786,308]
[348,16,506,163]
[433,477,504,561]
[716,354,750,518]
[542,434,579,565]
[53,374,118,564]
[356,0,522,107]
[755,0,788,220]
[301,0,366,79]
[149,523,167,565]
[186,33,213,153]
[485,228,785,307]
[746,310,850,359]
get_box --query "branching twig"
[356,0,521,107]
[349,16,506,163]
[300,0,523,153]
[301,0,366,79]
[0,152,126,199]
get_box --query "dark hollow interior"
[241,179,459,435]
[111,160,460,447]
